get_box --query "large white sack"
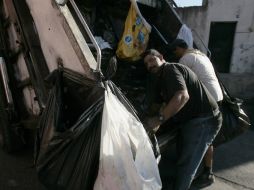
[94,89,162,190]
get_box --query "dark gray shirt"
[158,63,218,123]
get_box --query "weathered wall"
[177,0,254,74]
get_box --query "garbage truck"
[0,0,198,152]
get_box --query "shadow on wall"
[219,73,254,99]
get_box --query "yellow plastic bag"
[116,1,151,61]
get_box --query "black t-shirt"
[158,63,218,123]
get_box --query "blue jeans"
[174,111,222,190]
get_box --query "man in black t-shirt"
[143,49,222,190]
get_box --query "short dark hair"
[168,38,188,51]
[142,49,162,59]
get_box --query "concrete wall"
[176,0,254,74]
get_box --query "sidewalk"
[191,130,254,190]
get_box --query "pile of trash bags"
[35,68,161,190]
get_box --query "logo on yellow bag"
[124,35,133,45]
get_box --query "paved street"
[191,130,254,190]
[0,98,253,190]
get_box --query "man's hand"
[145,116,161,134]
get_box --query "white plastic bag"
[94,88,162,190]
[177,24,193,48]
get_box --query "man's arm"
[161,89,189,121]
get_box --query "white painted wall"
[177,0,254,73]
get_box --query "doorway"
[208,22,237,73]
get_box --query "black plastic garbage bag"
[214,83,251,145]
[35,68,104,190]
[222,98,250,136]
